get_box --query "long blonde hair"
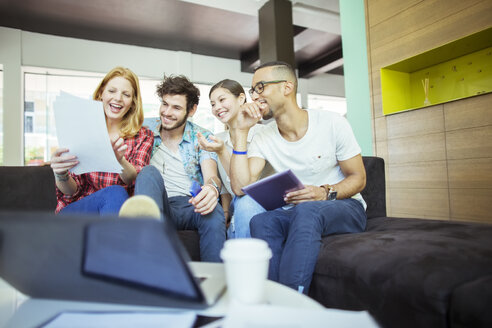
[93,66,144,138]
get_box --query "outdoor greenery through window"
[23,67,225,165]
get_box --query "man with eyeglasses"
[229,61,367,294]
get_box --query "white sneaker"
[119,195,161,219]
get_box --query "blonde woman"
[50,67,153,215]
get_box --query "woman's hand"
[197,132,225,154]
[236,102,263,131]
[111,135,128,163]
[50,148,78,175]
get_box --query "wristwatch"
[320,184,337,201]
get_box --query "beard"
[262,107,274,121]
[160,112,189,131]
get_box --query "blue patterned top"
[152,120,217,185]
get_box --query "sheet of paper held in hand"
[53,92,123,175]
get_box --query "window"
[308,94,346,116]
[24,68,104,165]
[23,68,226,165]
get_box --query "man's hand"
[189,184,219,215]
[284,185,327,204]
[197,132,225,154]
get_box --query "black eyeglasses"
[249,80,287,96]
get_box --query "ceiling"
[0,0,343,78]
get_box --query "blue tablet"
[241,170,304,210]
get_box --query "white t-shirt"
[248,109,366,209]
[216,124,275,195]
[150,143,191,197]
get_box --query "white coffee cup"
[220,238,272,304]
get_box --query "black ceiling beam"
[241,25,306,74]
[240,45,260,73]
[298,44,343,78]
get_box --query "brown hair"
[209,79,246,104]
[156,75,200,113]
[93,66,144,138]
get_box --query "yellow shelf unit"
[381,27,492,115]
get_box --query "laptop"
[0,211,225,309]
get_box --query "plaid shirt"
[55,126,154,213]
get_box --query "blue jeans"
[250,199,366,294]
[227,195,265,239]
[135,166,226,262]
[60,185,129,215]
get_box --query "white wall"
[0,26,345,165]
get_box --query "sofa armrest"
[361,156,386,219]
[0,166,57,211]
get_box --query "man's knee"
[138,165,159,178]
[202,205,225,228]
[249,212,270,237]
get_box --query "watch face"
[328,191,337,201]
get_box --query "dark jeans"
[60,185,128,215]
[135,165,226,262]
[250,198,367,294]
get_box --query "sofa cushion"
[449,275,492,328]
[0,166,57,211]
[310,217,492,328]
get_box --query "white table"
[1,263,377,328]
[0,262,320,328]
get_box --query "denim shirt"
[152,120,217,185]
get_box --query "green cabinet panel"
[381,28,492,115]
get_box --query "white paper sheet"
[40,311,196,328]
[223,303,379,328]
[53,92,123,174]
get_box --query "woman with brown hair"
[198,79,272,238]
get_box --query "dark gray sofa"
[0,165,201,261]
[310,157,492,328]
[1,157,491,328]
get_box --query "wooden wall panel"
[449,188,492,223]
[386,106,444,139]
[388,161,448,189]
[446,125,492,160]
[370,70,382,117]
[387,133,446,164]
[375,140,388,162]
[370,1,492,68]
[444,93,492,131]
[367,0,422,27]
[366,0,492,224]
[389,188,450,220]
[448,158,492,189]
[374,117,387,142]
[370,0,482,51]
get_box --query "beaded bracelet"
[55,171,70,182]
